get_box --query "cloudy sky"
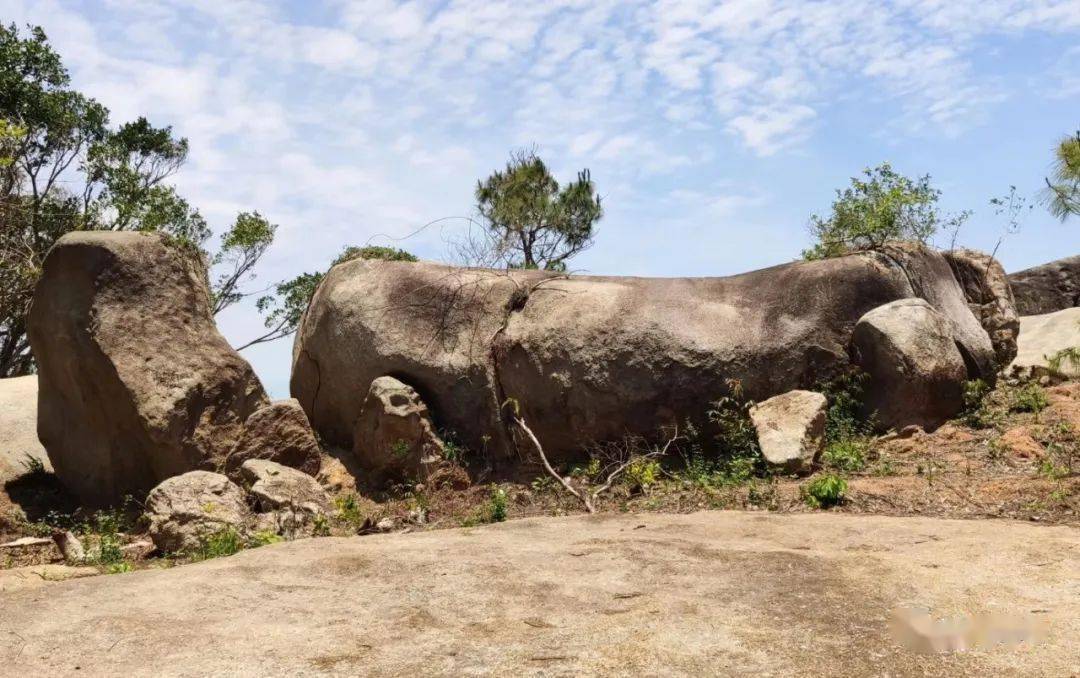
[7,0,1080,396]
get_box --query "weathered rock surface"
[943,248,1019,368]
[0,375,50,489]
[749,390,826,474]
[224,399,321,479]
[28,232,268,507]
[352,376,446,479]
[1007,307,1080,378]
[294,243,994,462]
[239,459,333,516]
[1007,254,1080,316]
[144,471,252,554]
[852,298,968,431]
[1,512,1077,677]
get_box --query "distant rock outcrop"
[293,242,996,463]
[1008,307,1080,379]
[1008,255,1080,316]
[29,232,268,507]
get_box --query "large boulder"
[1007,255,1080,316]
[352,376,446,480]
[28,232,268,507]
[943,248,1019,368]
[293,243,994,463]
[224,399,322,479]
[145,471,252,554]
[749,390,827,475]
[851,298,968,431]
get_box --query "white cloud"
[727,105,817,155]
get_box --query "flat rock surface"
[0,511,1077,677]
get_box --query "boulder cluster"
[26,231,1031,527]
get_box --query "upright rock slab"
[352,376,446,480]
[851,298,968,431]
[29,232,268,507]
[944,248,1019,368]
[749,390,827,475]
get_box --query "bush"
[333,245,417,265]
[803,474,848,509]
[802,163,968,260]
[624,459,661,492]
[486,486,508,523]
[960,378,997,429]
[822,438,869,472]
[192,526,243,561]
[1011,383,1048,415]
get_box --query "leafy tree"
[0,24,273,375]
[1043,130,1080,221]
[475,149,602,271]
[210,211,276,314]
[802,162,969,260]
[245,244,417,350]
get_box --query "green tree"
[1043,130,1080,221]
[0,24,273,375]
[475,149,602,271]
[245,244,417,349]
[802,162,968,260]
[210,211,276,314]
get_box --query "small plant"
[192,526,243,561]
[571,457,602,480]
[335,493,365,529]
[1046,347,1080,377]
[1011,383,1048,416]
[802,474,848,509]
[250,530,284,547]
[822,438,869,472]
[746,479,778,510]
[531,475,555,492]
[624,458,661,492]
[106,561,133,574]
[19,453,46,476]
[960,379,996,429]
[390,439,411,460]
[1039,420,1078,478]
[486,486,508,523]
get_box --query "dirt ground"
[1,511,1076,677]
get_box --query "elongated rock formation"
[293,242,998,463]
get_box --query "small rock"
[144,471,253,554]
[375,517,397,532]
[120,540,155,561]
[749,390,827,475]
[352,376,447,480]
[315,455,358,494]
[240,459,333,516]
[51,531,85,563]
[224,399,322,479]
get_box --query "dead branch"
[513,414,680,514]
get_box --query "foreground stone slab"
[0,512,1075,677]
[28,232,268,507]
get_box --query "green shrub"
[333,245,418,265]
[960,378,997,428]
[822,438,869,472]
[624,458,661,491]
[1011,383,1048,415]
[334,493,365,529]
[1047,347,1080,377]
[249,530,284,547]
[802,474,848,509]
[192,526,243,561]
[486,486,508,523]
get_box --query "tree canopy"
[475,149,602,271]
[801,163,968,260]
[0,23,274,375]
[1044,130,1080,221]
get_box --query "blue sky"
[7,0,1080,397]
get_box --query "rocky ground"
[1,511,1076,677]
